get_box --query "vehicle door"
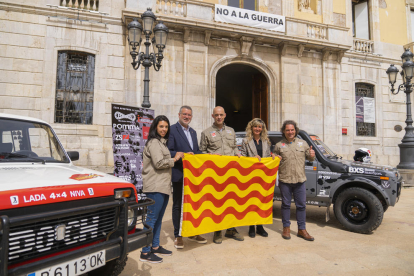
[268,135,284,196]
[309,135,338,200]
[298,135,318,199]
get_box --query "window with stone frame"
[352,0,370,40]
[355,83,375,137]
[228,0,258,11]
[54,51,95,124]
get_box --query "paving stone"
[121,188,414,275]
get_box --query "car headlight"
[114,189,132,199]
[127,207,135,227]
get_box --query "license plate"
[28,251,105,276]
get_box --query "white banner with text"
[214,4,285,32]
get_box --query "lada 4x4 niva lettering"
[0,113,154,276]
[236,130,402,234]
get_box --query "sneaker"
[188,235,207,244]
[140,252,163,263]
[152,246,172,256]
[174,237,184,249]
[225,228,244,241]
[213,231,222,244]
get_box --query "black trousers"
[172,181,184,237]
[173,181,236,237]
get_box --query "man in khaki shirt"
[200,106,243,244]
[273,120,315,242]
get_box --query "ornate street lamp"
[386,49,414,169]
[127,8,169,108]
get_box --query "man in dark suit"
[167,105,207,249]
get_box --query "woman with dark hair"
[241,118,277,238]
[140,115,184,263]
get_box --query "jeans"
[279,182,307,229]
[142,192,169,253]
[172,181,184,237]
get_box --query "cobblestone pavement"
[120,188,414,276]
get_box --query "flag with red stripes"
[180,154,279,237]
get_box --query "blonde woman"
[241,118,277,238]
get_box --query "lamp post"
[127,8,169,108]
[386,48,414,169]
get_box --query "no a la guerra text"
[216,8,284,25]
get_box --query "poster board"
[111,104,154,200]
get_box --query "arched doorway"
[216,64,268,132]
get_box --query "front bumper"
[1,198,154,276]
[396,178,402,203]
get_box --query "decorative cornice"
[279,42,288,56]
[204,30,212,46]
[240,36,254,55]
[322,49,331,61]
[122,10,352,52]
[298,44,305,57]
[183,27,190,43]
[0,1,122,26]
[337,51,345,63]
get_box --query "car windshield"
[310,135,337,158]
[0,118,69,163]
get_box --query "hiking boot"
[188,235,207,244]
[297,229,314,241]
[248,226,256,238]
[225,228,244,241]
[282,226,291,240]
[256,225,268,237]
[174,237,184,249]
[213,231,222,244]
[140,252,163,263]
[152,246,172,256]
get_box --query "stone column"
[369,0,380,42]
[282,0,294,17]
[321,0,333,24]
[321,54,342,152]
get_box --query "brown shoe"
[282,227,291,240]
[188,235,207,244]
[297,229,314,241]
[174,237,184,249]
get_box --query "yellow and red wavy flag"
[180,154,279,237]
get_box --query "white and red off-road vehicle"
[0,113,153,276]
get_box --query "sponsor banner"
[181,154,279,237]
[111,104,154,200]
[214,4,285,32]
[0,183,136,210]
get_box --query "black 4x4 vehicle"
[236,130,402,234]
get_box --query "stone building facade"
[0,0,412,172]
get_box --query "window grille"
[355,83,375,137]
[55,51,95,124]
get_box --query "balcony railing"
[307,24,327,40]
[157,0,187,17]
[353,38,374,54]
[404,42,414,53]
[60,0,99,11]
[125,0,350,51]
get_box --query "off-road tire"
[334,187,383,234]
[88,256,128,276]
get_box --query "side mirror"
[67,151,79,161]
